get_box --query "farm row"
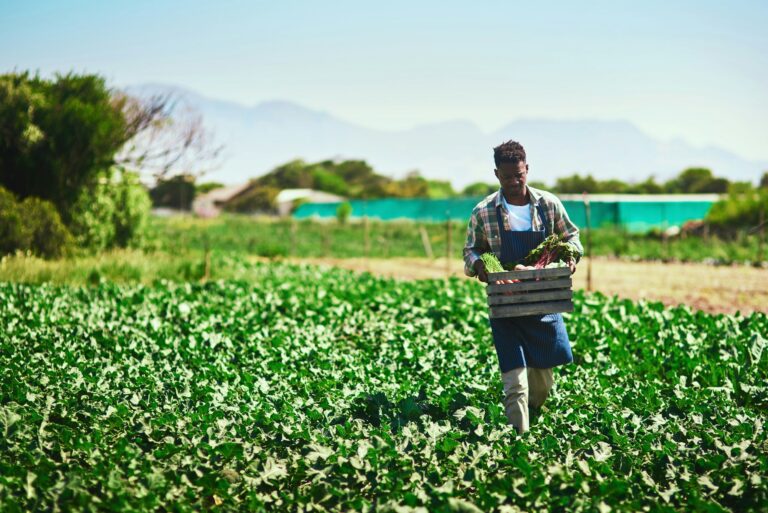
[146,216,764,265]
[1,262,766,511]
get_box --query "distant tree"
[115,91,223,181]
[760,172,768,189]
[224,184,280,213]
[707,188,768,231]
[254,159,450,199]
[0,71,221,220]
[256,159,381,197]
[553,174,601,194]
[426,179,456,198]
[311,167,349,196]
[599,179,630,194]
[665,168,728,194]
[332,160,378,185]
[257,160,312,189]
[728,181,754,194]
[0,72,128,220]
[550,174,669,194]
[462,182,497,197]
[149,174,196,210]
[196,182,225,195]
[384,172,429,198]
[332,160,388,198]
[627,177,663,194]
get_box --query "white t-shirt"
[501,194,532,231]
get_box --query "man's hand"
[473,259,489,283]
[567,258,577,274]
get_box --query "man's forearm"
[463,211,487,277]
[464,248,482,277]
[564,233,584,262]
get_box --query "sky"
[2,0,767,162]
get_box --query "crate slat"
[486,277,572,294]
[489,300,574,318]
[487,267,571,282]
[487,289,572,306]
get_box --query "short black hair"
[493,140,526,167]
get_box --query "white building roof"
[275,188,345,203]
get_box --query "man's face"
[495,161,528,197]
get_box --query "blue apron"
[489,202,573,373]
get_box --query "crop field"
[294,256,768,315]
[1,261,767,512]
[147,215,765,265]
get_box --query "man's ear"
[494,168,499,179]
[525,163,529,171]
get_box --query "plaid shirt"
[463,186,583,277]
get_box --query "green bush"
[224,185,280,213]
[707,189,768,232]
[196,181,224,195]
[0,72,129,216]
[336,201,353,224]
[0,186,30,254]
[112,171,152,248]
[149,174,196,210]
[69,181,117,251]
[20,197,73,258]
[311,167,349,196]
[68,168,151,250]
[0,186,72,258]
[255,241,288,258]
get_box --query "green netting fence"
[293,195,717,233]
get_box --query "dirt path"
[286,256,768,315]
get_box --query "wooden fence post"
[290,218,297,257]
[445,213,452,277]
[759,205,765,264]
[583,193,592,292]
[661,203,669,261]
[419,225,434,259]
[322,228,331,257]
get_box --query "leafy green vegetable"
[480,252,504,273]
[524,234,580,267]
[0,261,765,512]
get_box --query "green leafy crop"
[480,252,505,273]
[0,261,765,512]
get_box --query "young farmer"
[463,140,582,434]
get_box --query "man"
[463,140,582,434]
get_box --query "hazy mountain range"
[127,83,767,189]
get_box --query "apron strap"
[536,202,549,236]
[495,205,514,260]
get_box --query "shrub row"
[0,186,72,258]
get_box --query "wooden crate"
[486,267,573,318]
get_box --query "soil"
[282,256,768,315]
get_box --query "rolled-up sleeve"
[552,197,583,261]
[464,207,490,277]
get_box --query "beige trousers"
[500,367,554,434]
